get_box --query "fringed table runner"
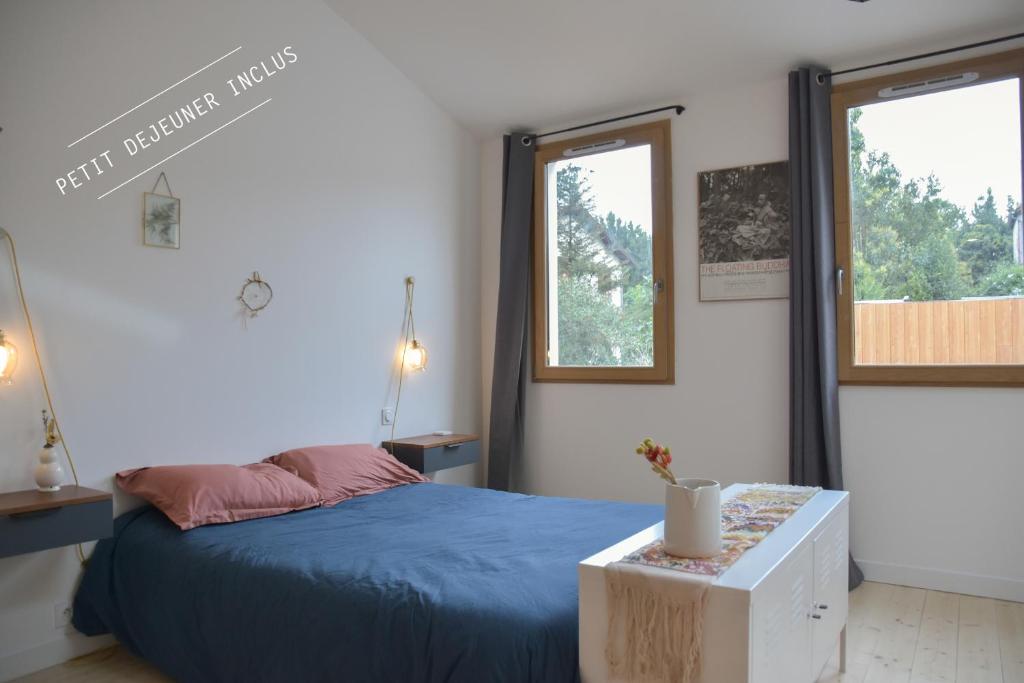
[605,484,819,683]
[620,484,821,576]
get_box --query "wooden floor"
[13,646,169,683]
[14,582,1024,683]
[820,582,1024,683]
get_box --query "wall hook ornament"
[238,271,273,319]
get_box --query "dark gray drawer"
[0,499,112,559]
[390,439,480,473]
[421,440,479,473]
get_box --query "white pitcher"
[664,478,721,558]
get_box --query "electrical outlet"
[54,601,71,629]
[381,407,394,426]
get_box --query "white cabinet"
[579,485,849,683]
[751,539,813,683]
[811,507,850,676]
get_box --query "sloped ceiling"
[324,0,1024,136]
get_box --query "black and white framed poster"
[698,161,790,301]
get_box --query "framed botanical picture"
[698,161,790,301]
[143,192,180,249]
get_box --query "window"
[832,49,1024,386]
[532,121,674,383]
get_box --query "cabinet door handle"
[811,614,822,620]
[816,604,829,610]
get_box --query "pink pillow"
[265,444,427,506]
[116,463,323,530]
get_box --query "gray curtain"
[487,134,535,491]
[788,67,864,591]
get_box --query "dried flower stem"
[650,462,678,485]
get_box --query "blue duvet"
[73,483,661,682]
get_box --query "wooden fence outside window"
[854,298,1024,365]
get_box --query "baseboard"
[0,632,115,682]
[857,558,1024,602]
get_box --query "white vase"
[34,445,64,492]
[664,478,722,558]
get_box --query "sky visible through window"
[553,145,652,233]
[856,78,1022,212]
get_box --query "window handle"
[653,279,664,304]
[836,267,844,297]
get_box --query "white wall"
[0,0,481,677]
[480,78,1024,602]
[842,386,1024,601]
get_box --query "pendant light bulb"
[0,330,17,385]
[405,339,428,372]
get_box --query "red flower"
[635,439,677,485]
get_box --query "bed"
[73,482,662,682]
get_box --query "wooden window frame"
[831,48,1024,387]
[532,120,675,384]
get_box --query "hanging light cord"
[390,277,416,443]
[0,227,86,565]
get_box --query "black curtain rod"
[825,32,1024,79]
[530,104,684,141]
[523,33,1022,138]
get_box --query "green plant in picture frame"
[143,191,180,249]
